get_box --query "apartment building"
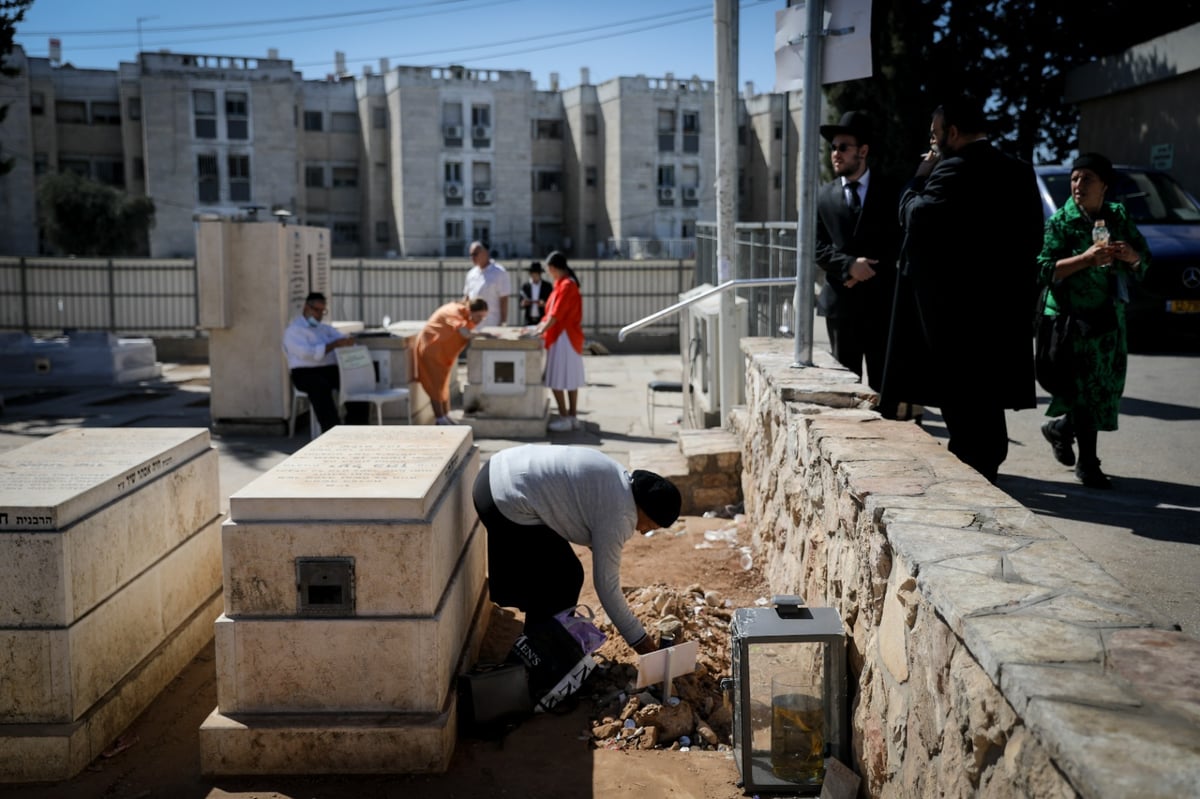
[0,46,794,259]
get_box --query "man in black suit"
[815,111,901,392]
[519,261,552,326]
[886,98,1044,482]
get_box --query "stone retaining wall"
[730,338,1200,799]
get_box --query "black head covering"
[819,110,873,146]
[528,261,543,273]
[1072,152,1115,187]
[630,470,682,529]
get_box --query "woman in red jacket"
[529,251,585,432]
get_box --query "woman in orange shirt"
[416,298,488,425]
[529,251,585,432]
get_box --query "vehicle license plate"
[1166,299,1200,313]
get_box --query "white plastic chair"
[285,346,324,439]
[289,383,323,439]
[336,345,411,425]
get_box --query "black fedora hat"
[819,110,873,145]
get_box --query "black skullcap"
[1071,152,1115,186]
[630,470,682,529]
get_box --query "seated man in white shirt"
[282,292,368,432]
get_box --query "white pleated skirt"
[544,337,585,391]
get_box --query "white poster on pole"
[774,0,873,92]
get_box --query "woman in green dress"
[1038,153,1150,488]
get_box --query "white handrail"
[617,277,797,342]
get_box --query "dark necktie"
[845,180,861,213]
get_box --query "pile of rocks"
[585,583,743,751]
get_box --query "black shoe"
[1042,421,1076,467]
[1075,459,1112,489]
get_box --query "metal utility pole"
[791,0,823,368]
[714,0,739,423]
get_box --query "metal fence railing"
[0,256,695,343]
[694,222,803,338]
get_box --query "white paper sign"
[775,0,874,92]
[635,640,700,689]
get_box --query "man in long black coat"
[884,98,1044,482]
[815,111,902,392]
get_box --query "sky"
[14,0,786,93]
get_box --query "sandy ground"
[6,516,771,799]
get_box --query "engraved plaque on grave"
[0,428,212,531]
[229,426,472,522]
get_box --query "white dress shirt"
[463,260,511,328]
[282,315,347,369]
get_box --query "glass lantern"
[729,595,846,795]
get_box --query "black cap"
[1072,152,1115,187]
[819,111,873,145]
[630,470,682,529]
[528,261,542,273]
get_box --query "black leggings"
[472,461,584,623]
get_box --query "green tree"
[0,0,34,176]
[37,171,156,256]
[824,0,1200,176]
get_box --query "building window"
[534,119,563,139]
[445,219,465,255]
[331,112,358,133]
[471,105,492,142]
[333,222,360,244]
[226,91,248,139]
[472,222,490,247]
[127,97,141,120]
[31,92,45,115]
[91,102,120,125]
[657,165,675,187]
[445,161,462,182]
[33,153,48,175]
[657,109,675,152]
[194,90,217,139]
[133,157,145,180]
[774,123,783,140]
[229,155,251,202]
[682,111,700,153]
[55,100,86,123]
[373,106,387,129]
[584,113,598,135]
[774,171,782,190]
[375,221,389,243]
[332,166,359,188]
[94,160,125,187]
[533,170,562,192]
[303,110,323,131]
[305,164,325,188]
[60,158,90,177]
[585,166,597,187]
[197,154,219,203]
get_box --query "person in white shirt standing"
[282,292,367,433]
[462,241,510,329]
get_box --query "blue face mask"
[305,315,320,328]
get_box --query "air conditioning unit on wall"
[473,188,493,204]
[443,124,463,138]
[472,124,491,139]
[445,181,463,199]
[658,186,676,202]
[682,186,699,201]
